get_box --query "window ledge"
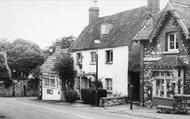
[106,62,113,65]
[90,62,96,65]
[163,50,179,54]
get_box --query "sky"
[0,0,168,49]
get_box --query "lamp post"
[12,69,16,97]
[94,39,100,106]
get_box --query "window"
[166,80,175,98]
[90,52,96,64]
[47,89,53,95]
[106,50,113,63]
[76,53,82,64]
[101,24,113,35]
[44,78,55,87]
[153,69,184,98]
[178,69,181,77]
[105,78,112,91]
[168,33,178,51]
[156,79,164,97]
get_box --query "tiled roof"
[70,6,149,51]
[134,0,190,41]
[152,55,186,69]
[40,50,66,73]
[172,0,190,6]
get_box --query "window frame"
[90,52,96,64]
[76,52,82,64]
[105,50,113,64]
[168,33,178,51]
[105,78,113,92]
[44,78,56,88]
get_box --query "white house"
[70,0,161,98]
[40,47,63,100]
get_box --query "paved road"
[0,97,154,119]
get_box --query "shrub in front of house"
[81,89,96,105]
[81,89,107,105]
[97,89,107,98]
[65,88,78,103]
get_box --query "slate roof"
[134,0,190,41]
[70,6,150,51]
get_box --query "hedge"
[81,89,107,105]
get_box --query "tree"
[0,52,12,88]
[54,51,76,99]
[45,36,75,57]
[0,39,11,52]
[6,39,45,79]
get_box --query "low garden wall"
[152,96,174,107]
[99,96,128,107]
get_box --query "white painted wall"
[41,75,62,100]
[72,46,129,96]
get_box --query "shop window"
[44,78,55,87]
[153,71,159,77]
[90,52,96,64]
[168,33,178,51]
[105,50,113,64]
[167,80,175,98]
[105,78,112,91]
[156,79,164,97]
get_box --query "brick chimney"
[148,0,160,14]
[89,0,99,24]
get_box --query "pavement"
[0,97,190,119]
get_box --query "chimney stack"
[148,0,160,14]
[89,0,99,24]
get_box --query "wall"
[72,46,129,96]
[0,80,27,97]
[99,96,128,107]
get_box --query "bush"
[65,88,78,103]
[97,89,107,98]
[81,89,107,105]
[81,89,96,105]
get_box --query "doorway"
[129,72,140,101]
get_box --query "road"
[0,97,154,119]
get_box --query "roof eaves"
[169,1,190,39]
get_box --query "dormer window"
[168,33,178,52]
[101,24,113,36]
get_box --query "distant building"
[40,46,64,100]
[70,0,161,99]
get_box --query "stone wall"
[152,97,174,107]
[0,80,27,97]
[99,96,128,107]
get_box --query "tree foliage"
[0,52,12,88]
[45,36,75,57]
[0,39,45,79]
[54,51,76,89]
